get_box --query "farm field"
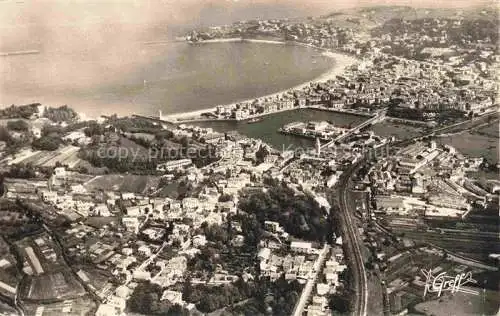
[23,297,96,316]
[8,145,82,168]
[24,270,86,301]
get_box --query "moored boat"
[247,117,263,124]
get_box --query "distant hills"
[310,5,499,31]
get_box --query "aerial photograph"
[0,0,498,315]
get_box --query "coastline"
[187,38,286,45]
[163,48,358,122]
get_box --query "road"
[291,244,330,316]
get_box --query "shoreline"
[187,38,287,45]
[163,46,358,122]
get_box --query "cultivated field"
[23,270,86,301]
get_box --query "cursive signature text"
[421,269,479,298]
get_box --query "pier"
[0,50,40,57]
[132,113,177,128]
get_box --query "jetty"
[0,50,40,57]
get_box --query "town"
[179,5,498,126]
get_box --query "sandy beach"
[163,50,358,122]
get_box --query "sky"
[0,0,495,51]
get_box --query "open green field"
[370,121,423,140]
[437,131,499,163]
[474,121,499,139]
[84,174,160,194]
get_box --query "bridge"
[321,109,386,149]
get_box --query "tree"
[182,276,193,301]
[32,135,61,151]
[255,145,270,163]
[84,122,104,137]
[127,281,190,315]
[0,127,13,143]
[218,194,233,203]
[43,105,78,123]
[329,295,350,314]
[180,136,189,148]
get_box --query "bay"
[0,41,333,118]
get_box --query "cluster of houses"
[366,142,496,223]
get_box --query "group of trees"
[43,105,78,123]
[218,194,233,202]
[78,148,157,173]
[80,131,218,174]
[187,245,221,275]
[32,135,62,151]
[3,164,38,179]
[185,277,303,315]
[0,127,14,145]
[127,281,189,315]
[225,276,303,316]
[183,280,256,313]
[238,185,330,243]
[6,120,29,132]
[0,120,30,154]
[0,103,39,119]
[182,276,302,315]
[127,276,300,315]
[106,116,160,133]
[84,122,106,137]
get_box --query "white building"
[290,241,316,254]
[160,290,183,305]
[157,159,192,172]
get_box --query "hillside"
[315,4,499,31]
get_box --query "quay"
[156,105,376,125]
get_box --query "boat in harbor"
[247,117,263,124]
